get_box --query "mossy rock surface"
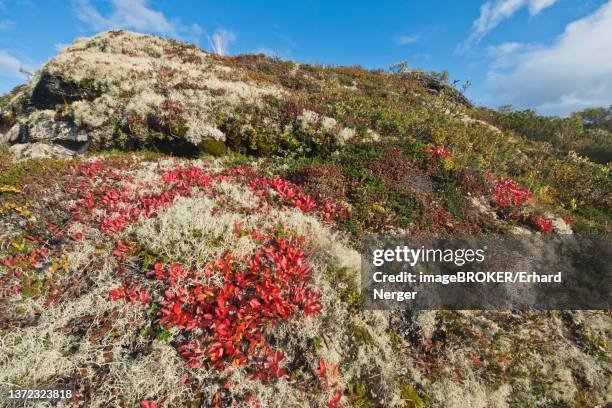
[199,139,227,156]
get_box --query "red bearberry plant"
[486,174,533,219]
[144,235,323,381]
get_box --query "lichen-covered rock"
[552,216,573,234]
[18,110,89,146]
[1,30,284,154]
[9,142,77,160]
[0,124,19,144]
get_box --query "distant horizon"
[1,0,611,116]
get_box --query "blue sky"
[1,0,611,116]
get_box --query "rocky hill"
[0,30,610,407]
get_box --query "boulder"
[18,111,90,153]
[9,142,77,160]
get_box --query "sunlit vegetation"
[1,31,610,407]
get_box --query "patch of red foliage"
[250,176,347,221]
[109,278,151,304]
[421,144,452,159]
[316,359,345,408]
[487,176,532,209]
[69,164,221,234]
[530,216,553,233]
[70,162,345,236]
[1,247,51,295]
[160,99,187,116]
[69,161,341,392]
[1,247,49,270]
[150,236,322,380]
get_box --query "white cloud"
[73,0,178,36]
[393,34,421,45]
[485,1,612,115]
[207,29,236,56]
[460,0,559,51]
[526,0,558,15]
[487,41,522,56]
[0,50,28,79]
[486,41,542,68]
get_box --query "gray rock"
[0,124,20,144]
[9,142,77,160]
[20,116,89,147]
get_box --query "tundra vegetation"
[0,31,610,407]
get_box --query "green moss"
[96,149,165,161]
[218,102,305,157]
[388,189,423,228]
[0,143,10,156]
[0,156,72,187]
[388,329,402,352]
[199,138,226,156]
[345,289,362,309]
[348,381,377,408]
[166,118,189,139]
[78,77,96,89]
[20,276,40,298]
[349,324,373,346]
[138,248,169,270]
[321,263,363,310]
[573,205,611,233]
[219,151,252,168]
[399,385,426,408]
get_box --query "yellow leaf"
[0,185,21,194]
[372,204,386,214]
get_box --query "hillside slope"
[0,30,610,407]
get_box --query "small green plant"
[400,385,425,408]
